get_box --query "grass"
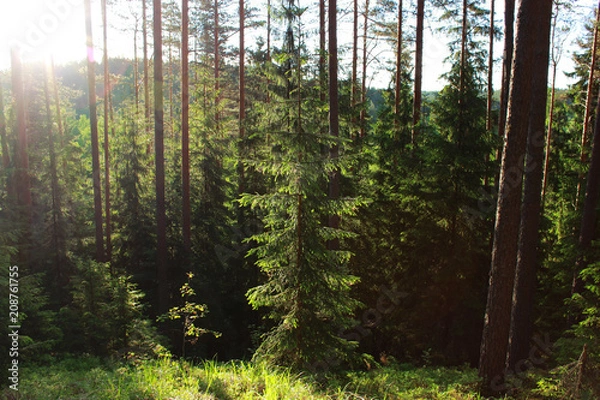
[2,355,597,399]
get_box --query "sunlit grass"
[7,355,582,399]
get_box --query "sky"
[0,0,597,92]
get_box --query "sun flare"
[0,0,88,68]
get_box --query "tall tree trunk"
[577,0,600,204]
[319,0,326,101]
[182,0,191,255]
[168,36,174,138]
[238,0,247,201]
[134,18,140,115]
[572,90,600,296]
[154,0,168,314]
[11,49,33,267]
[143,0,151,130]
[479,0,551,393]
[497,0,515,139]
[102,0,112,262]
[459,0,468,97]
[394,0,403,123]
[44,64,65,278]
[240,0,246,138]
[266,0,271,103]
[214,0,220,129]
[542,2,562,205]
[507,0,552,368]
[352,0,358,108]
[83,0,105,262]
[412,0,424,144]
[360,0,369,138]
[0,77,10,170]
[486,0,495,133]
[328,0,340,248]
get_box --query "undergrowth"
[1,355,598,399]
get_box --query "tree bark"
[572,90,600,296]
[102,0,112,262]
[143,0,151,130]
[394,0,403,123]
[486,0,495,133]
[360,0,369,137]
[83,0,105,262]
[479,0,551,393]
[507,0,552,368]
[215,0,220,128]
[328,0,340,248]
[44,64,65,278]
[319,0,326,102]
[412,0,424,144]
[0,76,10,170]
[542,2,562,205]
[154,0,169,313]
[182,0,191,254]
[352,0,358,108]
[497,0,515,140]
[577,0,600,204]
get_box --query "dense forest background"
[1,0,599,396]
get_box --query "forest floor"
[2,355,597,399]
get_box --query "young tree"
[479,0,552,393]
[83,0,105,262]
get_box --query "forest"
[1,0,599,398]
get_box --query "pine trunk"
[412,0,424,144]
[143,0,151,130]
[215,0,220,128]
[43,65,65,278]
[479,0,551,393]
[328,0,340,248]
[83,0,105,262]
[154,0,169,313]
[319,0,326,101]
[102,0,112,262]
[182,0,191,254]
[394,0,403,122]
[360,0,369,137]
[498,0,515,139]
[352,0,358,108]
[573,90,600,296]
[577,0,600,204]
[507,0,552,368]
[0,77,10,170]
[486,0,495,133]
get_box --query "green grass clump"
[3,356,492,399]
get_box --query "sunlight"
[0,0,88,68]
